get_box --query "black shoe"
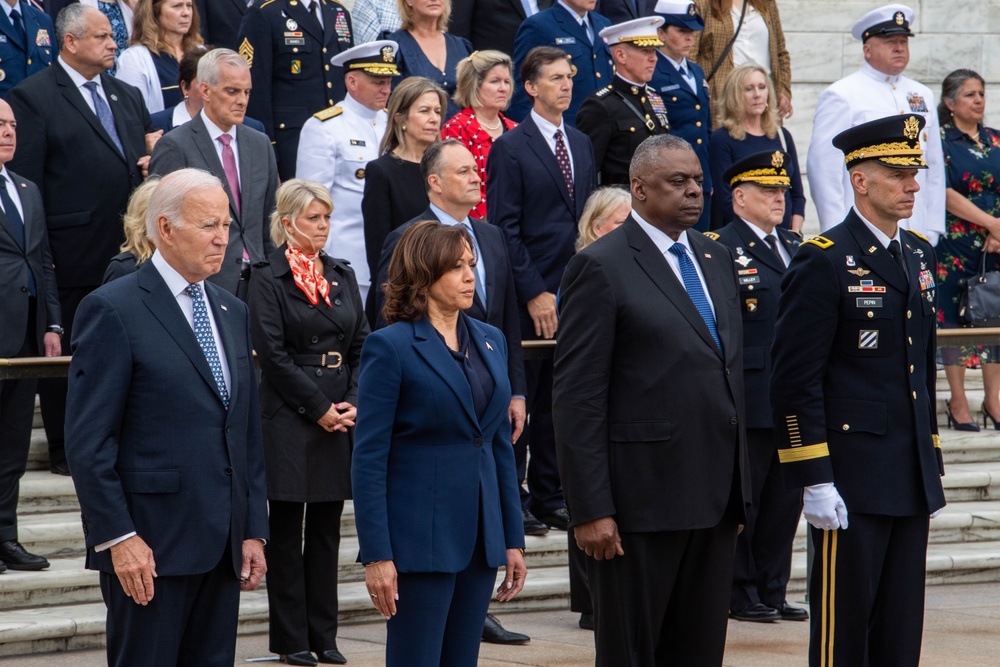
[482,613,530,644]
[579,612,594,630]
[0,559,7,574]
[946,400,980,431]
[316,648,347,664]
[538,507,570,531]
[0,541,48,571]
[522,509,549,536]
[775,602,808,621]
[984,402,1000,431]
[729,603,780,623]
[281,652,318,666]
[49,461,71,476]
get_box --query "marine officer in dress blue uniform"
[508,0,614,126]
[295,40,395,306]
[650,0,711,229]
[771,114,946,667]
[705,150,806,625]
[575,17,668,186]
[0,0,54,98]
[237,0,354,180]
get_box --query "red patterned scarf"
[286,245,332,307]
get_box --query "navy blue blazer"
[595,0,659,22]
[65,261,269,578]
[150,104,267,134]
[649,53,712,194]
[0,2,54,98]
[508,4,613,126]
[352,314,524,572]
[486,114,596,313]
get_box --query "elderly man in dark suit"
[449,0,552,55]
[65,168,269,667]
[0,97,59,572]
[150,47,278,300]
[195,0,244,51]
[487,45,596,537]
[553,134,749,665]
[6,2,156,476]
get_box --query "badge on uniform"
[918,269,935,291]
[355,168,365,179]
[286,18,298,31]
[846,255,856,266]
[859,330,879,349]
[848,280,886,293]
[847,267,870,277]
[857,297,883,308]
[291,60,301,74]
[555,37,576,45]
[739,275,760,286]
[907,92,928,112]
[735,255,752,267]
[0,35,7,44]
[36,29,51,47]
[745,298,758,312]
[239,38,254,67]
[350,139,366,146]
[737,268,757,276]
[335,11,351,41]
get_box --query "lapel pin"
[868,246,877,254]
[110,94,118,102]
[704,253,711,259]
[486,342,493,351]
[220,304,228,311]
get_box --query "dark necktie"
[582,16,594,44]
[668,243,721,350]
[9,9,26,48]
[0,174,35,295]
[184,283,230,407]
[82,81,125,156]
[887,239,908,285]
[554,129,574,202]
[764,234,785,267]
[309,0,322,28]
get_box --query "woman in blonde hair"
[388,0,472,120]
[575,186,632,251]
[708,63,804,230]
[115,0,204,113]
[441,49,517,221]
[103,177,160,283]
[248,179,369,666]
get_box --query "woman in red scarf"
[248,179,370,667]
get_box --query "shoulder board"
[802,235,834,249]
[257,0,276,7]
[595,85,613,98]
[313,106,343,121]
[904,228,929,243]
[703,231,720,241]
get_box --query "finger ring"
[370,593,378,599]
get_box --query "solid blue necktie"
[184,284,230,407]
[461,221,487,309]
[9,9,26,48]
[82,81,125,156]
[668,243,722,350]
[0,174,35,295]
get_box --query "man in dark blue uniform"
[650,0,711,229]
[0,0,54,97]
[236,0,353,180]
[706,150,805,624]
[770,114,946,666]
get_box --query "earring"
[402,125,407,132]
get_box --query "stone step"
[17,472,79,515]
[939,429,1000,464]
[941,464,1000,502]
[17,512,85,559]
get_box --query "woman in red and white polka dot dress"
[442,50,518,221]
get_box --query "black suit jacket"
[449,0,552,54]
[6,62,153,289]
[710,220,800,429]
[43,0,77,21]
[371,207,526,397]
[553,218,750,531]
[486,114,596,328]
[595,0,658,22]
[0,170,60,356]
[196,0,246,51]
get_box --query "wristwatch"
[47,325,65,338]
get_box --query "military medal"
[918,270,935,291]
[846,255,856,266]
[848,280,886,293]
[36,29,50,47]
[335,10,351,40]
[906,92,928,113]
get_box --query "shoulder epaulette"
[703,231,720,241]
[802,235,834,249]
[257,0,276,7]
[904,228,929,243]
[595,85,613,98]
[313,106,343,121]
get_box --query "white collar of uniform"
[860,60,902,86]
[853,206,901,249]
[557,0,588,22]
[631,209,692,257]
[342,92,383,121]
[58,55,103,87]
[739,216,778,243]
[151,249,205,299]
[200,109,236,144]
[530,109,566,140]
[658,52,688,72]
[616,73,645,88]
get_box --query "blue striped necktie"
[668,243,722,350]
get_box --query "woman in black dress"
[249,179,370,666]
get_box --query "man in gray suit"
[0,97,60,571]
[150,48,278,300]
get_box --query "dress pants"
[589,517,739,667]
[516,357,564,516]
[385,530,497,667]
[266,500,344,654]
[0,298,37,541]
[809,514,929,667]
[567,531,592,615]
[731,428,802,611]
[100,542,241,667]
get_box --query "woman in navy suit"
[352,221,527,667]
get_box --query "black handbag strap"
[706,0,748,83]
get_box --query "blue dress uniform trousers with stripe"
[237,0,354,180]
[770,211,945,666]
[0,3,53,98]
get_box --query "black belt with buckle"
[291,352,343,368]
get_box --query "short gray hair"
[56,4,97,47]
[146,169,225,243]
[198,48,250,87]
[629,134,694,182]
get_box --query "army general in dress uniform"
[0,0,54,98]
[770,114,946,667]
[575,17,669,186]
[237,0,354,180]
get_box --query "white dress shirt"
[731,3,771,74]
[660,53,698,94]
[739,217,791,266]
[171,101,194,128]
[854,206,901,251]
[0,166,25,222]
[530,109,574,181]
[632,211,716,318]
[58,55,109,115]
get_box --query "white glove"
[803,483,849,530]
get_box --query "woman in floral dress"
[936,69,1000,430]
